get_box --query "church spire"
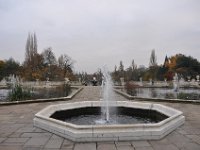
[163,55,169,67]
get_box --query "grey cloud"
[0,0,200,73]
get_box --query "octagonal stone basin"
[34,101,185,142]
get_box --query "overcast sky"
[0,0,200,73]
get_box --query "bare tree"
[42,47,57,65]
[41,47,57,80]
[58,54,74,78]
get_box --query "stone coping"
[0,86,83,106]
[34,101,185,142]
[114,88,200,104]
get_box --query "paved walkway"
[0,86,200,150]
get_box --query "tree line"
[112,50,200,82]
[1,34,200,82]
[0,33,75,81]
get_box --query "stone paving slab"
[0,138,6,143]
[21,132,52,138]
[186,134,200,144]
[61,139,74,149]
[3,137,29,143]
[115,141,132,146]
[135,146,154,150]
[44,135,63,149]
[24,137,50,147]
[74,143,96,150]
[182,142,200,150]
[8,132,23,138]
[132,141,151,147]
[0,86,200,150]
[152,144,179,150]
[116,145,134,150]
[0,145,22,150]
[97,143,116,150]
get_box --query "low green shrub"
[8,84,32,101]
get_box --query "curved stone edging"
[0,86,84,106]
[114,89,200,104]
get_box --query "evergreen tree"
[148,50,158,80]
[163,55,169,67]
[119,61,124,72]
[149,49,157,67]
[119,60,125,78]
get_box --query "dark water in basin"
[50,107,168,125]
[63,114,156,125]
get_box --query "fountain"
[187,76,191,82]
[46,77,50,86]
[139,77,143,86]
[0,78,7,87]
[197,75,200,82]
[100,67,116,123]
[34,68,185,142]
[179,77,185,87]
[173,73,179,92]
[149,78,152,85]
[120,77,125,91]
[197,75,200,86]
[0,78,9,101]
[35,79,40,86]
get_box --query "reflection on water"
[127,88,200,100]
[64,114,157,125]
[0,89,11,101]
[0,84,71,102]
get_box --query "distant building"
[138,65,146,69]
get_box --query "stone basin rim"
[34,100,185,141]
[34,101,183,129]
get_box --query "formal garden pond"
[125,87,200,100]
[0,84,71,102]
